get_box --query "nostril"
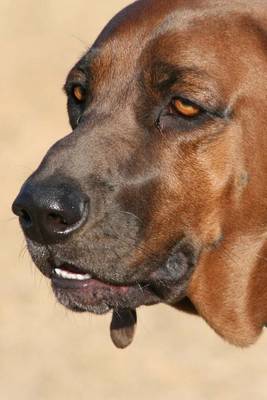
[48,213,68,224]
[20,209,32,228]
[47,212,69,231]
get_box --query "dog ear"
[184,17,267,346]
[186,233,267,347]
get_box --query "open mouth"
[49,239,198,316]
[27,240,198,348]
[50,263,160,314]
[52,264,94,288]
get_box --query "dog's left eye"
[155,96,210,133]
[171,98,201,118]
[155,96,216,133]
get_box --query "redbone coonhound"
[12,0,267,348]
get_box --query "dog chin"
[52,287,111,314]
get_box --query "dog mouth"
[28,239,198,348]
[34,239,199,317]
[52,264,94,287]
[50,263,161,314]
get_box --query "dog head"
[13,0,267,346]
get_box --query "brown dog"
[12,0,267,348]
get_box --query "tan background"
[1,1,267,399]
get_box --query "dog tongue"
[110,308,137,349]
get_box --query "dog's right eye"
[66,84,87,129]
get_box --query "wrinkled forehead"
[70,2,265,100]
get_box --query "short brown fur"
[13,0,267,346]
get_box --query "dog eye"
[171,98,201,118]
[72,85,86,103]
[156,96,210,133]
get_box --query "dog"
[12,0,267,348]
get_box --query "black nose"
[12,178,89,244]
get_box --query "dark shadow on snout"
[12,176,89,245]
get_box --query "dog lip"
[50,261,160,311]
[51,271,132,293]
[50,263,131,291]
[49,260,141,288]
[51,274,94,290]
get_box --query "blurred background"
[1,1,267,399]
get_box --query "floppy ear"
[180,15,267,347]
[185,232,267,347]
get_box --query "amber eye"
[73,85,86,102]
[172,98,201,118]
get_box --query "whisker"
[19,241,28,260]
[3,216,17,223]
[70,34,89,49]
[118,210,142,224]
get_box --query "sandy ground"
[1,1,267,399]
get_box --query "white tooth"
[75,273,92,280]
[54,268,91,280]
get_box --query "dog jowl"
[12,0,267,348]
